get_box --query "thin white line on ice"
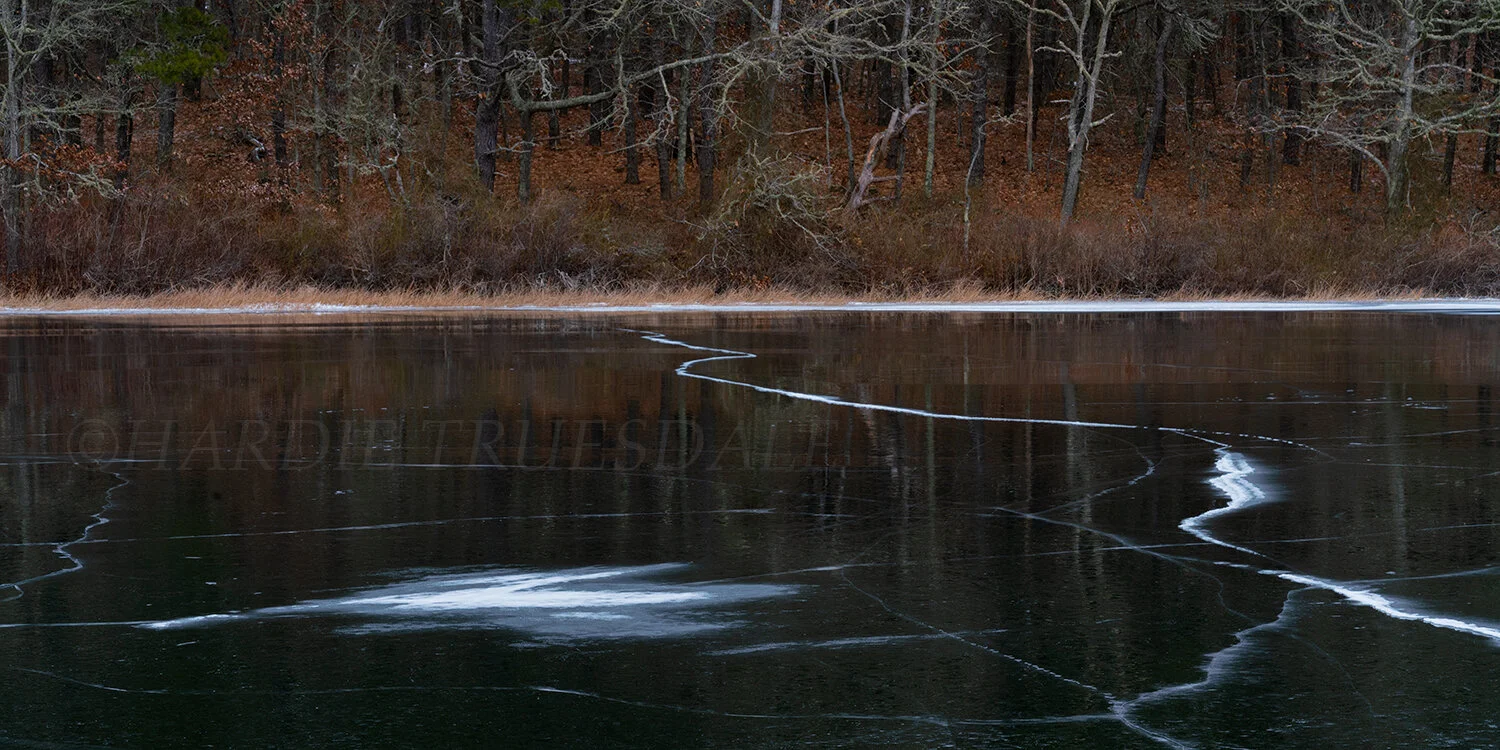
[632,328,1500,651]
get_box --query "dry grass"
[0,280,1452,312]
[0,282,1047,311]
[847,205,1500,298]
[11,161,1500,304]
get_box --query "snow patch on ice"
[1179,450,1276,558]
[138,564,793,640]
[1268,571,1500,644]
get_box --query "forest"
[2,0,1500,298]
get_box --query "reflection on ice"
[141,564,795,640]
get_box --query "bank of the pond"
[2,286,1498,316]
[16,195,1500,301]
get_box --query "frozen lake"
[1,309,1498,747]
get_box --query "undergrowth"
[12,181,1500,299]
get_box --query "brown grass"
[0,280,1443,312]
[0,282,1043,311]
[11,169,1500,305]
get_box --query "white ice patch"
[1269,571,1500,644]
[1119,590,1296,712]
[1178,450,1275,558]
[140,613,243,629]
[1178,450,1500,646]
[139,564,793,640]
[356,586,707,611]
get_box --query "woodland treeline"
[2,0,1500,295]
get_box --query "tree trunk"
[1385,18,1418,214]
[675,45,692,194]
[156,83,178,169]
[801,66,816,114]
[222,0,239,43]
[114,88,134,191]
[1485,32,1498,176]
[624,83,640,184]
[1484,119,1498,175]
[1259,47,1276,192]
[1025,4,1035,173]
[924,60,938,196]
[967,5,991,189]
[655,86,673,201]
[30,56,54,144]
[893,0,912,199]
[832,61,855,195]
[650,42,673,201]
[876,59,895,127]
[1442,134,1457,187]
[847,104,924,211]
[518,108,535,203]
[475,94,501,192]
[1280,14,1303,166]
[1061,135,1088,223]
[1386,135,1411,213]
[1236,17,1261,192]
[922,1,943,197]
[696,19,719,207]
[315,14,340,201]
[1202,55,1217,111]
[474,0,506,191]
[1443,36,1484,188]
[1002,21,1019,115]
[2,37,21,274]
[1349,150,1363,193]
[498,100,512,162]
[548,58,564,149]
[586,52,605,146]
[1134,18,1173,200]
[271,28,288,167]
[1060,4,1115,226]
[1184,54,1196,130]
[748,0,783,158]
[1239,144,1256,189]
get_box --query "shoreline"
[1,287,1499,316]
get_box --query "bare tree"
[1017,0,1126,225]
[0,0,137,270]
[1134,14,1174,199]
[1280,0,1500,214]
